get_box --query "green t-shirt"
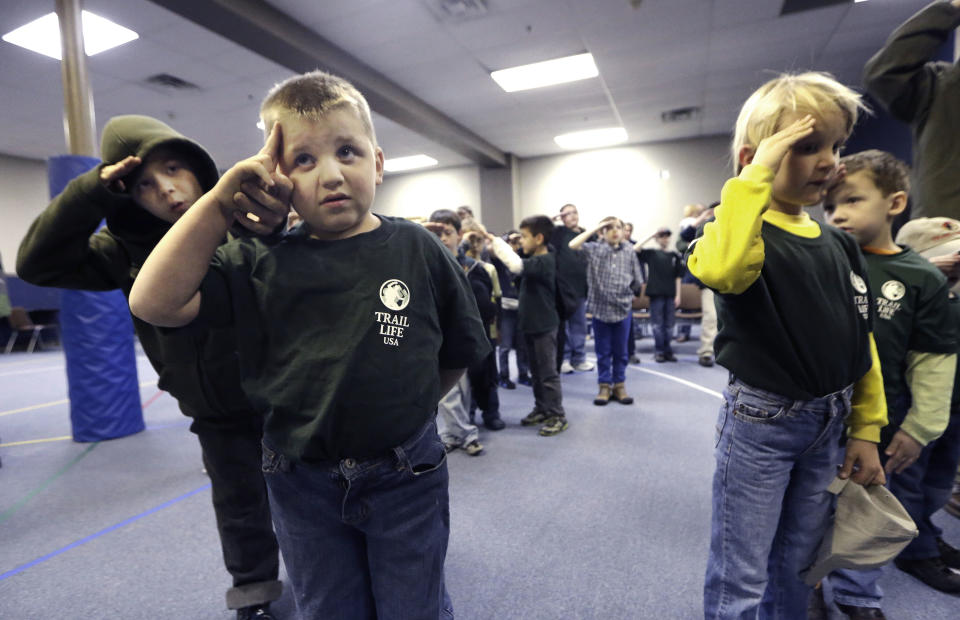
[714,223,873,400]
[518,252,559,336]
[950,294,960,412]
[198,216,491,462]
[637,248,683,297]
[864,247,957,416]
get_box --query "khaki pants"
[697,287,717,357]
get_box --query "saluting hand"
[749,115,816,175]
[99,155,142,193]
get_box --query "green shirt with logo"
[864,247,957,417]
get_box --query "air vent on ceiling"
[423,0,488,22]
[661,106,701,123]
[781,0,849,16]
[144,73,200,90]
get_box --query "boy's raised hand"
[750,115,816,175]
[839,437,886,486]
[213,123,289,234]
[99,155,142,192]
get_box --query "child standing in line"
[483,216,569,437]
[129,71,490,619]
[687,73,888,619]
[635,227,683,362]
[822,151,959,613]
[492,231,531,388]
[568,217,644,406]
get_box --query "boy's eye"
[293,153,315,167]
[337,145,358,159]
[166,163,180,173]
[794,142,819,155]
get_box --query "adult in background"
[552,203,594,374]
[678,202,719,366]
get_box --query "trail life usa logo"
[877,279,906,320]
[850,271,870,321]
[376,279,410,347]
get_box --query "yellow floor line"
[0,435,72,447]
[0,381,158,418]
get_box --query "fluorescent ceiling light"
[491,53,598,93]
[2,11,138,60]
[554,127,628,150]
[383,154,439,172]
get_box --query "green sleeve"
[863,1,960,123]
[901,351,957,445]
[16,166,130,291]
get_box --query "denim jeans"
[704,377,851,620]
[593,315,631,385]
[649,296,675,355]
[827,410,960,608]
[564,298,588,365]
[262,420,454,620]
[497,308,529,379]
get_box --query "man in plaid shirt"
[568,217,645,406]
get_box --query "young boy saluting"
[568,217,644,406]
[129,71,490,619]
[688,73,888,619]
[823,154,959,613]
[17,115,286,620]
[483,216,569,436]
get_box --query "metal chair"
[632,283,651,337]
[5,306,58,353]
[675,283,703,333]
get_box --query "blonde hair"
[260,70,376,143]
[731,72,867,173]
[682,204,704,218]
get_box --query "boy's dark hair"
[840,149,911,197]
[429,209,461,232]
[519,215,554,244]
[260,70,375,142]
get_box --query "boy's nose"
[318,158,345,188]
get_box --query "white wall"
[374,165,481,221]
[0,154,50,275]
[517,136,732,237]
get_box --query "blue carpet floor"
[1,335,958,619]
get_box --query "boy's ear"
[888,191,908,217]
[375,147,384,185]
[738,146,756,170]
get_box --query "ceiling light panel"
[491,52,599,92]
[2,11,138,60]
[554,127,628,150]
[384,154,440,172]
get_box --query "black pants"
[525,329,565,418]
[468,346,501,422]
[194,419,282,610]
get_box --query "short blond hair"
[682,204,704,218]
[260,70,376,143]
[732,72,866,174]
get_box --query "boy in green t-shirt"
[634,227,683,362]
[129,70,489,618]
[823,151,959,612]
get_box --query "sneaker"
[664,352,678,362]
[834,603,886,619]
[654,353,666,363]
[443,441,459,453]
[894,555,960,593]
[945,491,960,519]
[484,417,506,431]
[698,353,715,367]
[629,355,641,364]
[574,361,595,372]
[521,409,549,426]
[463,440,484,456]
[237,604,275,620]
[560,360,574,374]
[498,377,516,389]
[517,374,532,386]
[937,537,960,569]
[539,416,569,436]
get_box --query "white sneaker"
[560,360,574,374]
[574,361,595,372]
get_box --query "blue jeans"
[593,315,631,384]
[497,308,529,379]
[826,410,960,608]
[564,298,588,365]
[649,296,675,355]
[704,377,851,620]
[262,420,454,620]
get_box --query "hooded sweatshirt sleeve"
[17,166,130,291]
